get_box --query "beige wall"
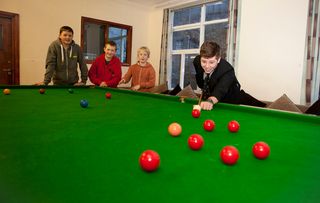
[1,0,310,104]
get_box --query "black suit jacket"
[193,55,241,103]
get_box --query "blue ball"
[80,99,88,108]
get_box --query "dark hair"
[59,26,74,35]
[200,41,221,58]
[105,41,117,48]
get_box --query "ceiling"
[124,0,196,8]
[125,0,178,6]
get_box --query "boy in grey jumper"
[36,26,87,85]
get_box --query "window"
[81,17,132,66]
[167,0,230,90]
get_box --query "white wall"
[1,0,310,104]
[237,0,308,104]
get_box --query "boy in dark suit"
[193,41,266,110]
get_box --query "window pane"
[109,27,122,38]
[204,22,228,57]
[171,55,181,88]
[205,0,229,21]
[183,54,198,89]
[83,23,105,60]
[173,29,200,50]
[173,6,201,26]
[108,27,128,63]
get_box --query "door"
[0,11,19,85]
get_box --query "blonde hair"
[137,46,150,57]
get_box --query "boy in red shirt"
[88,41,121,87]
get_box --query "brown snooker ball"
[39,88,46,94]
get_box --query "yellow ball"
[3,88,10,95]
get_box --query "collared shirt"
[203,71,214,80]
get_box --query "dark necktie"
[203,73,210,100]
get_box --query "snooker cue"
[198,92,203,105]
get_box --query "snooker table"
[0,86,320,203]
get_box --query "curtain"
[226,0,240,69]
[305,0,320,104]
[158,9,169,85]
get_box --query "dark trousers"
[305,98,320,115]
[238,90,267,107]
[223,90,266,107]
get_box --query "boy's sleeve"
[123,66,133,83]
[78,49,88,84]
[88,61,101,86]
[44,44,57,85]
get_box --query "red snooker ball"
[168,122,182,137]
[252,141,270,159]
[192,109,200,118]
[139,150,160,172]
[228,120,240,132]
[188,134,204,150]
[220,146,239,165]
[39,88,46,94]
[203,119,215,131]
[105,92,112,99]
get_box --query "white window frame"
[167,1,230,90]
